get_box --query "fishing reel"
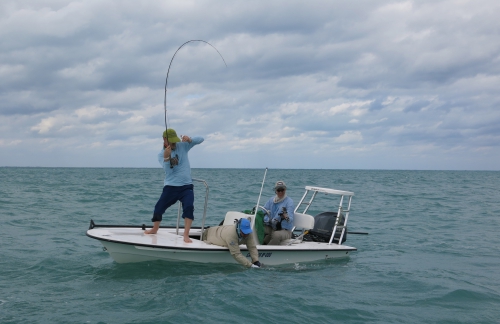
[169,154,179,168]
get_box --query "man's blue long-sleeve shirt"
[157,137,204,186]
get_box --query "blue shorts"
[152,184,194,222]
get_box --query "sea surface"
[1,168,499,323]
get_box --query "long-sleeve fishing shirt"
[157,136,204,186]
[203,224,259,268]
[263,196,295,231]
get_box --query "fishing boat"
[87,41,361,266]
[86,180,358,266]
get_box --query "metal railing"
[294,186,354,245]
[175,178,209,238]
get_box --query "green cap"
[162,128,181,143]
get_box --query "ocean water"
[1,167,499,323]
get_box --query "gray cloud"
[1,0,499,169]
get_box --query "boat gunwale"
[86,228,357,253]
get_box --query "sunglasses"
[276,188,285,192]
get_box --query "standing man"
[202,218,261,268]
[144,128,204,243]
[262,180,295,245]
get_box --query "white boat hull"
[87,227,356,266]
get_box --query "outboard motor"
[306,211,347,243]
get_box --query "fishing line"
[163,40,227,141]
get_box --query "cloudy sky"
[1,0,499,170]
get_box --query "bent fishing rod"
[163,40,227,142]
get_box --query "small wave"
[417,288,499,307]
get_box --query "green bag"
[243,209,266,244]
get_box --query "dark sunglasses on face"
[276,188,285,192]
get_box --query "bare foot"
[184,236,192,243]
[144,221,161,234]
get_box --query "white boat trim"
[87,226,356,265]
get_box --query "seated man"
[202,218,261,268]
[262,180,295,245]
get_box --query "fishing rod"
[255,168,268,214]
[163,40,227,142]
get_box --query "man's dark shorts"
[152,184,194,222]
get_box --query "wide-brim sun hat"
[274,180,287,190]
[240,218,253,234]
[162,128,181,143]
